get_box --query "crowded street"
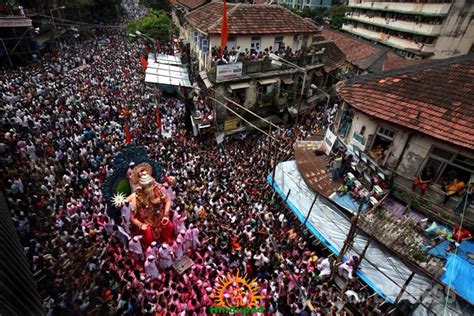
[0,6,378,316]
[2,1,473,316]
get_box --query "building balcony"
[345,13,442,36]
[208,50,324,83]
[347,1,451,16]
[0,16,32,28]
[341,24,434,54]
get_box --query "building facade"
[335,54,474,228]
[342,0,474,59]
[0,193,44,315]
[278,0,335,10]
[179,2,344,129]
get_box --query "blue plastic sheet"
[441,253,474,304]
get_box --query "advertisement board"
[322,129,337,156]
[216,63,243,82]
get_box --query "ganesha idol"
[127,163,175,248]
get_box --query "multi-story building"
[180,2,345,130]
[335,54,474,227]
[0,194,44,315]
[342,0,474,59]
[278,0,335,10]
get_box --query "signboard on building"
[224,118,239,131]
[322,129,337,156]
[216,62,243,82]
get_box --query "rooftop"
[321,27,421,73]
[337,54,474,149]
[186,2,319,35]
[176,0,207,11]
[312,40,346,73]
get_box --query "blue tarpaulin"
[330,193,368,214]
[427,240,474,263]
[441,253,474,304]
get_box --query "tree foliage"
[126,9,175,42]
[139,0,171,12]
[281,4,348,30]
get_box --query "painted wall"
[433,1,474,58]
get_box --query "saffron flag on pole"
[155,106,162,132]
[140,54,148,72]
[220,0,228,57]
[124,122,132,144]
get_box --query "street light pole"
[135,31,157,62]
[50,6,65,48]
[296,71,307,124]
[1,38,13,67]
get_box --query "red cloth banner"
[124,122,132,144]
[140,54,148,72]
[220,0,228,56]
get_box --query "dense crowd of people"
[0,5,383,316]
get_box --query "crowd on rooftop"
[211,44,312,65]
[0,5,384,316]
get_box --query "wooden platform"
[294,135,342,199]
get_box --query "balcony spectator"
[412,166,434,195]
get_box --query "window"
[273,36,284,52]
[227,36,237,50]
[231,89,246,105]
[368,126,396,165]
[258,83,275,104]
[420,146,474,185]
[250,37,261,53]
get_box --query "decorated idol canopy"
[102,145,162,212]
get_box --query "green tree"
[327,5,347,30]
[280,4,347,30]
[140,0,171,12]
[126,9,175,42]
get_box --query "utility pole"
[50,6,66,48]
[1,38,13,67]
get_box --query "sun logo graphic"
[209,270,265,314]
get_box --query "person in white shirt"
[121,201,132,234]
[129,235,144,261]
[146,241,158,258]
[158,242,173,270]
[170,235,184,262]
[317,257,333,281]
[253,252,269,268]
[144,255,159,280]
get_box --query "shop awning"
[147,53,182,66]
[145,54,192,87]
[228,82,250,90]
[282,78,294,85]
[258,78,279,85]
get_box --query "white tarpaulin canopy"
[147,53,182,66]
[145,54,191,87]
[268,161,469,315]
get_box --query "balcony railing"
[345,13,442,36]
[341,24,434,53]
[209,50,324,82]
[347,1,451,16]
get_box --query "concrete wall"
[433,0,474,58]
[340,104,474,181]
[211,34,312,52]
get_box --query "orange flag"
[220,0,228,56]
[124,122,132,144]
[155,107,162,131]
[140,54,148,72]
